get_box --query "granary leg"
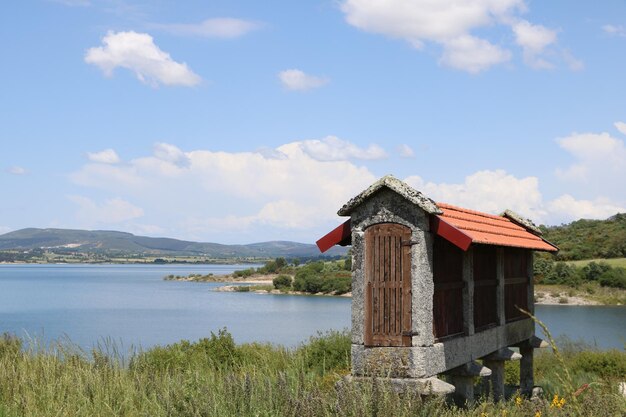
[519,344,534,396]
[517,336,549,397]
[483,348,522,401]
[447,361,491,406]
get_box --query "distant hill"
[0,228,347,259]
[541,213,626,260]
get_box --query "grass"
[1,331,625,417]
[568,257,626,268]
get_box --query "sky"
[1,0,626,244]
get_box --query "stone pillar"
[483,348,522,402]
[447,361,491,406]
[519,344,534,396]
[462,249,474,336]
[516,336,548,397]
[412,228,435,347]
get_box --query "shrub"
[297,330,350,375]
[598,267,626,289]
[544,262,581,287]
[321,275,351,295]
[292,275,306,291]
[343,256,352,271]
[582,261,612,281]
[570,349,626,378]
[233,268,255,278]
[272,275,292,290]
[303,275,324,293]
[132,328,242,372]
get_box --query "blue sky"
[1,0,625,244]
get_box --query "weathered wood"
[364,223,412,347]
[503,248,530,322]
[433,236,464,340]
[473,245,498,331]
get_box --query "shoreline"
[168,275,625,306]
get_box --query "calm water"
[0,264,624,350]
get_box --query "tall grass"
[0,331,624,416]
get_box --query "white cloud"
[0,226,11,235]
[68,196,144,224]
[405,170,546,220]
[615,121,626,135]
[555,131,626,181]
[153,18,261,38]
[278,69,328,91]
[341,0,574,72]
[439,35,511,73]
[603,24,626,37]
[512,20,557,69]
[405,170,624,225]
[70,139,377,241]
[397,144,415,158]
[7,166,27,175]
[296,136,387,161]
[548,195,625,221]
[85,31,201,87]
[153,142,191,167]
[70,137,625,241]
[87,149,120,164]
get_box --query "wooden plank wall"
[504,248,530,322]
[473,245,498,331]
[432,236,464,340]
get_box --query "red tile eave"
[316,219,351,253]
[435,202,558,252]
[430,216,473,251]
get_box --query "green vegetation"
[0,331,624,417]
[540,213,626,260]
[272,274,293,290]
[534,258,626,304]
[291,261,352,295]
[534,258,626,290]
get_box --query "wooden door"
[364,223,412,347]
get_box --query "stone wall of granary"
[349,188,435,349]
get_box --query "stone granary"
[316,175,558,403]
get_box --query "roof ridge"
[440,211,525,232]
[437,202,507,222]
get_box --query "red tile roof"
[436,203,557,252]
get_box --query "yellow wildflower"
[480,412,488,417]
[551,394,566,409]
[535,412,542,417]
[515,396,523,406]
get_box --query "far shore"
[167,273,623,306]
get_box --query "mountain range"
[0,228,347,259]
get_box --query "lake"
[0,264,624,351]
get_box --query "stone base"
[338,375,455,396]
